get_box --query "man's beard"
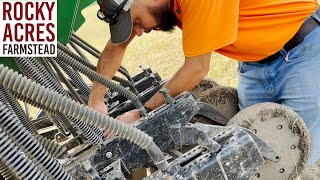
[148,1,178,32]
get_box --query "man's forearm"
[145,53,211,110]
[89,40,126,103]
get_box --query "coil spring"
[52,58,91,100]
[112,76,139,95]
[0,101,73,179]
[46,58,86,104]
[0,84,38,134]
[0,160,18,180]
[57,50,146,115]
[0,65,152,149]
[15,57,65,95]
[15,57,103,145]
[57,42,96,71]
[58,42,134,84]
[0,128,47,180]
[14,57,74,128]
[35,135,70,159]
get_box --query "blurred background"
[76,3,238,88]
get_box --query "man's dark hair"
[148,1,178,32]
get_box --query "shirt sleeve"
[181,0,240,57]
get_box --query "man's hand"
[104,109,141,137]
[89,100,108,115]
[116,109,141,124]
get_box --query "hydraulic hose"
[69,33,131,75]
[35,134,71,159]
[0,65,169,171]
[15,57,103,145]
[58,42,96,70]
[0,160,19,180]
[47,58,86,104]
[56,51,147,116]
[48,57,91,101]
[69,40,89,60]
[14,57,75,128]
[72,33,130,76]
[0,101,73,179]
[0,84,38,134]
[0,128,47,180]
[112,76,139,95]
[57,42,133,83]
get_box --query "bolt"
[291,145,296,149]
[106,152,113,159]
[279,168,285,173]
[277,125,283,130]
[255,173,260,178]
[252,129,257,134]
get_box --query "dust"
[197,86,239,120]
[300,160,320,179]
[227,103,311,180]
[191,78,219,99]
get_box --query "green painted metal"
[57,0,80,45]
[1,0,95,70]
[0,58,20,71]
[74,0,96,31]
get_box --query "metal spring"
[0,65,151,147]
[0,65,167,159]
[55,111,103,146]
[35,135,71,159]
[0,128,47,180]
[0,84,38,134]
[69,34,131,76]
[14,58,77,134]
[57,50,146,116]
[0,101,73,179]
[57,42,96,70]
[57,42,134,83]
[0,160,19,180]
[112,76,139,95]
[14,57,103,145]
[28,58,103,139]
[51,57,91,100]
[47,58,86,104]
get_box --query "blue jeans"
[238,12,320,164]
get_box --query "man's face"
[130,0,178,36]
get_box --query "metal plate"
[227,102,311,180]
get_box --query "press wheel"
[228,103,311,180]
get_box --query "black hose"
[0,101,73,179]
[0,160,19,180]
[0,65,168,170]
[57,42,133,83]
[46,58,86,104]
[112,76,139,95]
[71,33,130,74]
[35,135,71,159]
[69,41,89,60]
[48,57,91,101]
[0,128,47,180]
[14,57,103,145]
[56,51,147,116]
[0,84,38,134]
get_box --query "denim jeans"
[237,11,320,164]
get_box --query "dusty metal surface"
[144,126,265,180]
[228,102,311,180]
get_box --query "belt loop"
[284,50,291,62]
[312,7,320,23]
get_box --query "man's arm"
[144,52,211,110]
[88,33,136,114]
